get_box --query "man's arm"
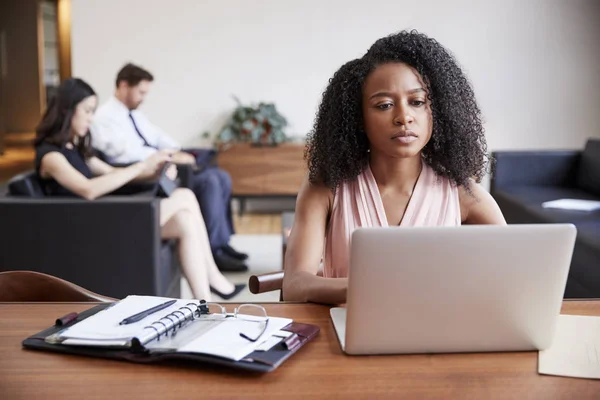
[91,116,156,164]
[135,113,196,165]
[90,118,127,161]
[140,113,180,151]
[170,151,196,165]
[91,117,157,164]
[152,123,195,164]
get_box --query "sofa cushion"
[495,186,600,224]
[567,220,600,298]
[577,139,600,196]
[493,185,600,298]
[575,221,600,250]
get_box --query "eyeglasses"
[197,303,270,343]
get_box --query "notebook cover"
[21,303,319,373]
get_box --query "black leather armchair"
[0,171,181,299]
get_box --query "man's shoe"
[214,252,248,272]
[222,244,249,261]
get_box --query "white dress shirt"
[91,96,180,164]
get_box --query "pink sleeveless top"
[323,160,461,278]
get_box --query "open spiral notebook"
[23,296,320,372]
[46,295,295,361]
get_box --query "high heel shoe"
[210,283,246,300]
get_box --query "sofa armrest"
[0,196,165,298]
[491,150,581,192]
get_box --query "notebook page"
[538,315,600,379]
[175,315,293,361]
[58,295,197,345]
[143,318,224,351]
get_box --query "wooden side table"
[217,142,306,215]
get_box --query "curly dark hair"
[306,30,489,190]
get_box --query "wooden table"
[1,301,600,399]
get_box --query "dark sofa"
[0,171,181,299]
[491,139,600,298]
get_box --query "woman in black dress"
[34,78,244,301]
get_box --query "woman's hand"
[141,151,172,177]
[166,163,178,180]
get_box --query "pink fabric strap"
[323,160,461,278]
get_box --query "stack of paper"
[538,315,600,379]
[541,199,600,212]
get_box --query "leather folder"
[22,303,320,373]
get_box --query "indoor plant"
[216,96,288,146]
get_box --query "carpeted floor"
[180,234,283,303]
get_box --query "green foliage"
[217,96,288,145]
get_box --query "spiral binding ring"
[180,305,196,320]
[155,320,169,335]
[163,315,178,335]
[146,325,161,341]
[172,310,187,328]
[142,301,205,344]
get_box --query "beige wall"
[0,0,43,133]
[72,0,600,151]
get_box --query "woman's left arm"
[87,156,115,176]
[87,156,169,181]
[459,181,507,225]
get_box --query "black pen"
[119,299,177,325]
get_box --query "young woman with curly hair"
[283,30,506,304]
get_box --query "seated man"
[91,63,248,272]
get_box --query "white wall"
[72,0,600,150]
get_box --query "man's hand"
[171,151,196,165]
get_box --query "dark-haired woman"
[34,78,244,301]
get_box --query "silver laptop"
[330,224,576,355]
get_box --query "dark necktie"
[129,112,157,149]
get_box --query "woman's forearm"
[283,271,347,304]
[132,166,158,182]
[84,163,145,199]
